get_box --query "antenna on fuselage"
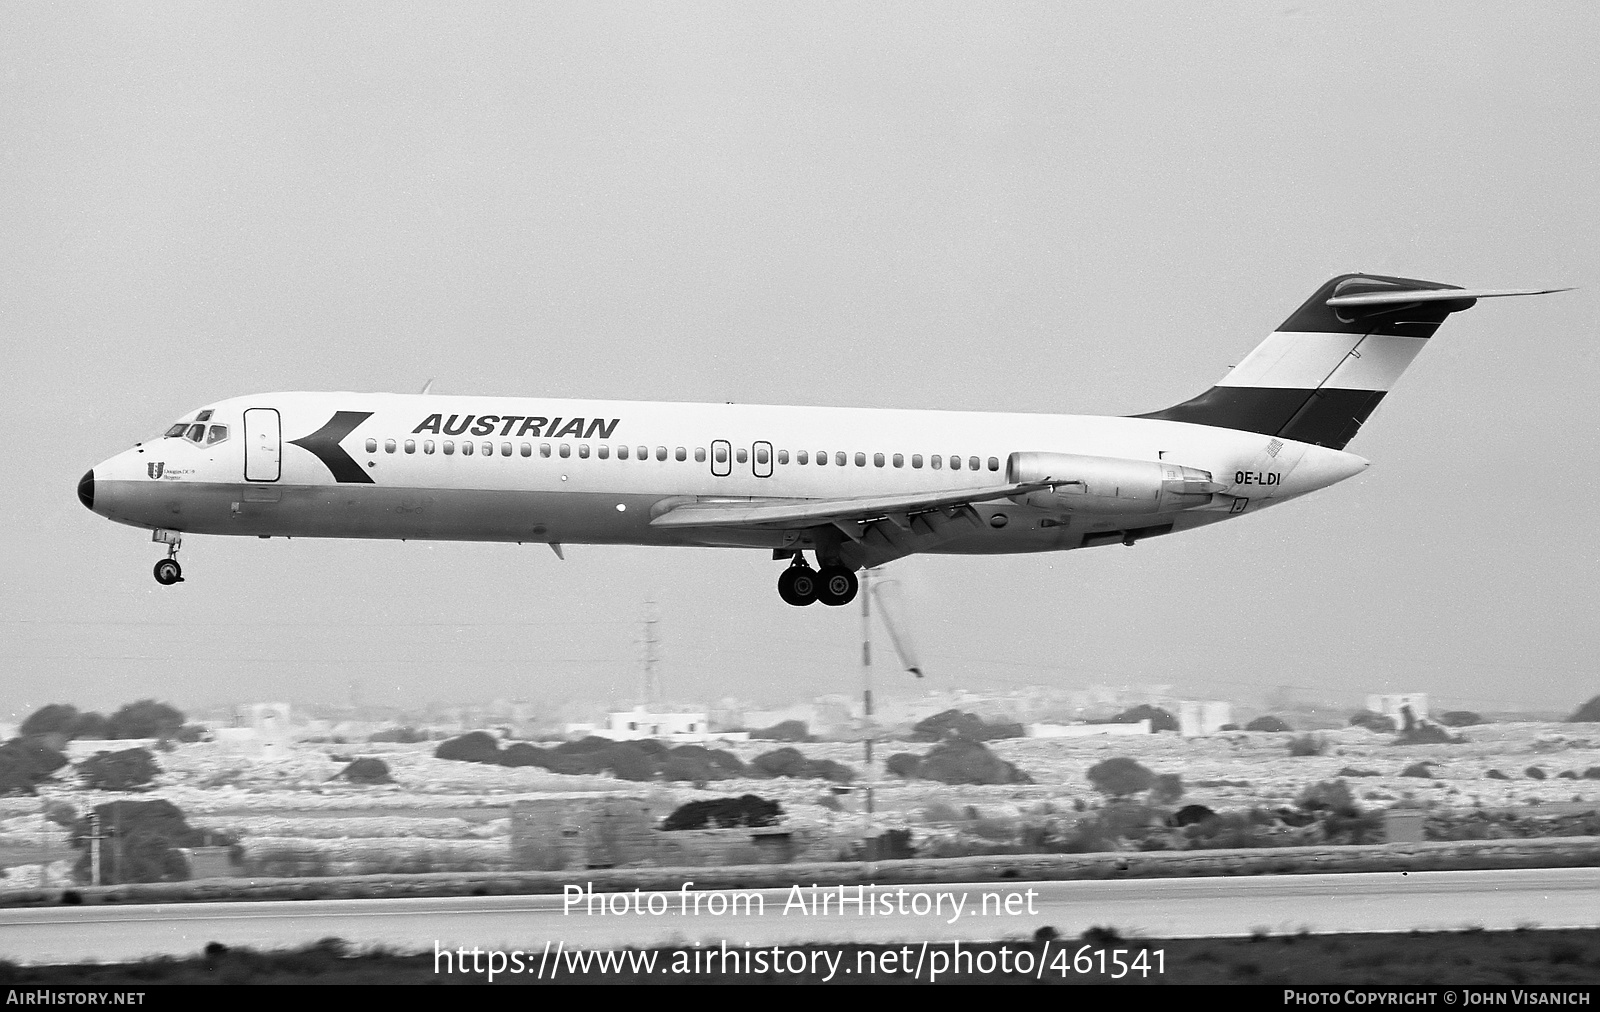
[418,379,435,395]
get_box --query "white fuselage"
[83,391,1368,557]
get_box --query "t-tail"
[1135,274,1570,449]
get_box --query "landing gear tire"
[778,565,819,606]
[816,565,858,607]
[153,559,184,586]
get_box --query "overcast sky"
[3,3,1596,722]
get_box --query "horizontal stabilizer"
[650,481,1053,530]
[1326,286,1571,307]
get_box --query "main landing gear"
[152,530,184,586]
[776,554,858,607]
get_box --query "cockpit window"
[186,423,206,442]
[196,410,213,422]
[164,424,189,438]
[205,424,229,445]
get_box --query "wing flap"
[649,480,1052,530]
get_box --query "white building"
[1366,694,1429,725]
[583,708,749,744]
[1028,720,1152,739]
[1179,700,1233,737]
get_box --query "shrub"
[1246,716,1292,733]
[1297,780,1359,817]
[915,740,1032,785]
[555,736,617,754]
[749,748,855,782]
[434,732,502,764]
[1486,769,1511,780]
[368,726,426,743]
[885,753,921,779]
[1349,710,1397,732]
[1438,711,1483,727]
[339,758,392,784]
[1396,722,1464,745]
[1287,734,1326,757]
[1108,705,1179,733]
[602,743,657,782]
[175,724,207,743]
[1400,763,1433,778]
[1568,696,1600,722]
[1086,757,1154,799]
[20,704,82,738]
[1337,767,1380,777]
[79,748,160,791]
[0,737,70,795]
[1585,768,1600,780]
[1167,804,1217,827]
[1150,773,1184,805]
[749,720,815,742]
[70,800,203,884]
[498,742,550,767]
[910,710,1024,743]
[1525,767,1548,780]
[660,795,782,831]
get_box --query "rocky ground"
[0,720,1595,884]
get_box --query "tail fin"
[1134,274,1569,449]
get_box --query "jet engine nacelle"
[1006,451,1223,515]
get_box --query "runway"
[1,868,1597,965]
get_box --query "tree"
[1150,773,1184,804]
[1245,715,1292,733]
[20,704,80,738]
[339,758,393,784]
[79,748,160,791]
[1439,711,1483,727]
[106,700,186,740]
[434,731,502,764]
[70,800,204,884]
[1108,705,1179,733]
[1568,695,1600,723]
[1086,757,1154,800]
[0,737,70,795]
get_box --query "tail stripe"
[1217,331,1427,391]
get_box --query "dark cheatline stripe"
[1277,273,1468,338]
[1134,386,1385,450]
[289,411,374,484]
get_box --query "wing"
[649,480,1054,568]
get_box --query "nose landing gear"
[775,553,859,607]
[151,530,184,585]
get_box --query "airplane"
[78,274,1567,606]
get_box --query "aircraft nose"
[77,469,95,511]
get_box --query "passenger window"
[951,456,962,470]
[969,456,981,471]
[404,439,415,454]
[912,454,923,468]
[365,438,378,453]
[797,450,809,465]
[818,451,828,466]
[559,444,571,458]
[206,425,229,445]
[835,451,846,466]
[521,443,532,457]
[540,443,552,458]
[637,446,648,460]
[874,453,885,467]
[694,447,706,462]
[854,452,865,467]
[385,439,396,454]
[596,444,608,459]
[892,453,903,468]
[755,446,769,465]
[931,455,942,469]
[462,441,474,456]
[502,442,513,456]
[444,441,455,455]
[675,447,686,461]
[617,445,629,460]
[482,442,493,456]
[578,443,589,458]
[988,456,999,471]
[736,448,747,464]
[187,423,206,443]
[656,446,668,461]
[714,444,728,464]
[424,440,435,454]
[777,449,788,464]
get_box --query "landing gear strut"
[775,553,858,607]
[152,530,184,586]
